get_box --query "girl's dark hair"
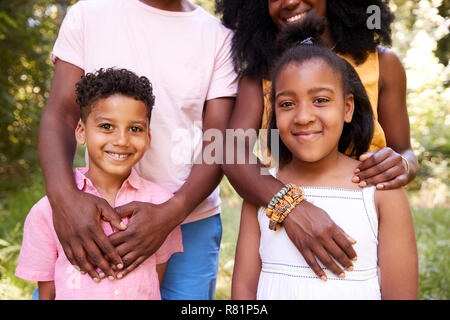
[75,68,155,121]
[267,16,374,166]
[215,0,395,79]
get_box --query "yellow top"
[261,50,386,155]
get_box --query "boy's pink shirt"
[51,0,238,224]
[15,168,183,300]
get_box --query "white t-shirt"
[52,0,238,223]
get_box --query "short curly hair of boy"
[76,68,155,121]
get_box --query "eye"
[100,123,112,130]
[313,97,330,104]
[279,101,295,108]
[130,126,143,133]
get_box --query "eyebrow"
[94,116,147,126]
[275,90,297,99]
[275,87,335,99]
[307,87,335,94]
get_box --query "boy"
[16,68,183,300]
[38,0,237,299]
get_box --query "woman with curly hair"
[217,0,418,280]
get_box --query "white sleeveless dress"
[257,171,381,300]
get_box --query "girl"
[217,0,418,188]
[15,68,183,299]
[231,23,418,300]
[217,0,418,282]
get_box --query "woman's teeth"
[286,12,306,23]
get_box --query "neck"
[280,149,344,186]
[84,168,129,206]
[320,27,336,51]
[139,0,196,12]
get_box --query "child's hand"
[108,201,178,278]
[51,190,126,282]
[352,148,409,190]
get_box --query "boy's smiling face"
[75,94,150,180]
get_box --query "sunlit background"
[0,0,448,300]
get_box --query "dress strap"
[361,186,379,242]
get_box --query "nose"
[113,129,130,146]
[282,0,300,10]
[293,103,315,126]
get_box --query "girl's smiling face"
[274,59,354,164]
[75,94,151,180]
[268,0,327,30]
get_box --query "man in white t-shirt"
[38,0,237,299]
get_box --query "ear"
[75,120,86,146]
[344,93,355,123]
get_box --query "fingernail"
[352,176,360,183]
[347,266,354,272]
[354,168,360,173]
[99,272,105,279]
[352,256,358,261]
[376,184,384,190]
[93,277,100,282]
[339,273,345,278]
[120,222,127,229]
[359,181,367,187]
[117,264,123,270]
[320,275,327,281]
[108,276,115,281]
[80,271,86,275]
[73,265,81,272]
[117,272,123,279]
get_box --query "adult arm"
[38,281,56,300]
[38,60,125,281]
[353,48,419,189]
[231,200,261,300]
[222,75,356,279]
[376,188,418,299]
[109,96,234,277]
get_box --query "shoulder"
[374,187,410,217]
[377,47,406,79]
[195,7,234,40]
[25,196,54,227]
[138,178,174,204]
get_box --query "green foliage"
[391,0,449,195]
[0,1,71,183]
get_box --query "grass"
[0,172,448,300]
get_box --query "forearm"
[168,162,224,226]
[38,281,55,300]
[38,109,79,199]
[38,60,84,200]
[223,159,283,207]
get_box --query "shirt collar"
[74,167,144,191]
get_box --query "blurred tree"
[0,0,74,186]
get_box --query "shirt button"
[114,289,120,296]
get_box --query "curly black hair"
[76,68,155,121]
[215,0,395,79]
[267,17,374,165]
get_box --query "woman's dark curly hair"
[215,0,395,79]
[76,68,155,121]
[267,16,374,166]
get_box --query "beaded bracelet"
[266,184,305,231]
